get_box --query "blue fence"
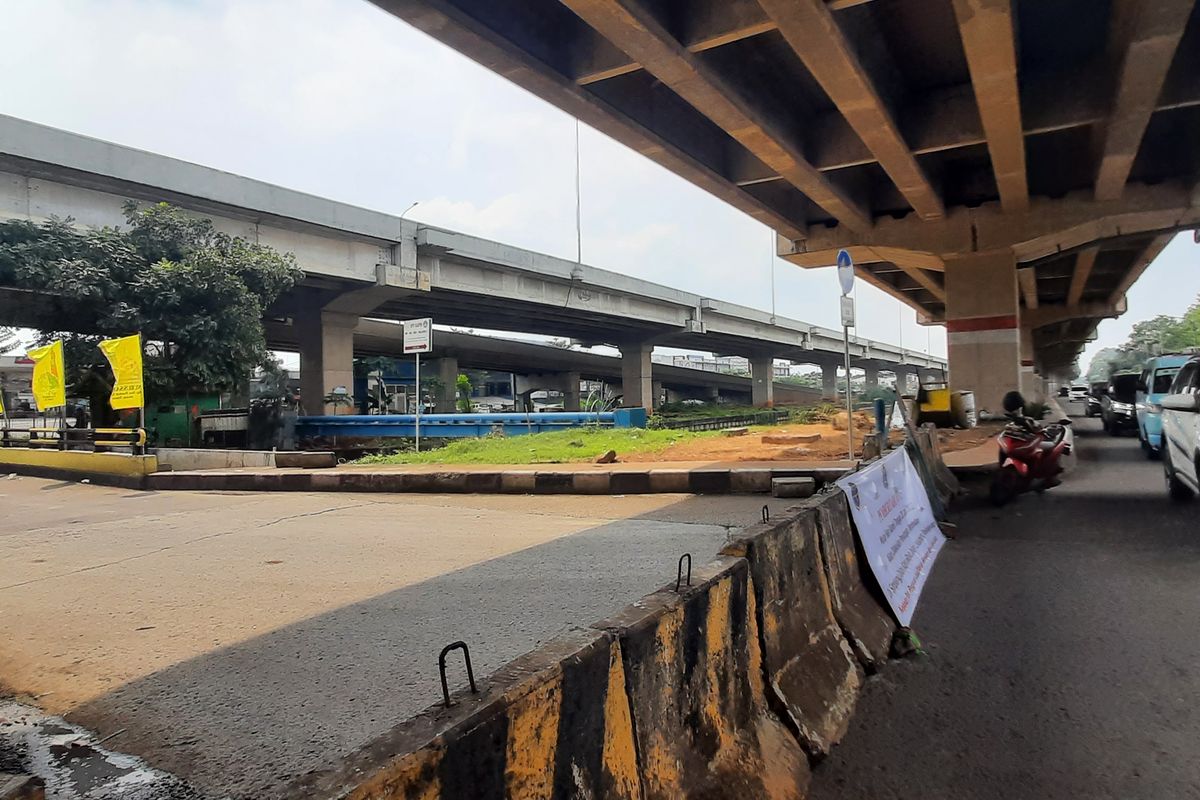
[295,409,648,439]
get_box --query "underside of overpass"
[374,0,1200,409]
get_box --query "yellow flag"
[98,334,144,410]
[27,340,67,411]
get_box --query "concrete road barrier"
[272,467,954,798]
[808,490,897,671]
[722,510,862,757]
[286,628,641,800]
[593,556,811,800]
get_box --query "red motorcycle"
[990,415,1072,506]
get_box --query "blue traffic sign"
[836,249,854,296]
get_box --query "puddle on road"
[0,701,212,799]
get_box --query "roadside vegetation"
[354,401,859,466]
[1086,295,1200,379]
[356,425,710,465]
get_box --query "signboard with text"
[839,295,856,328]
[403,318,433,354]
[835,448,945,627]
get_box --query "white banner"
[835,448,946,627]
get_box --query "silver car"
[1161,356,1200,501]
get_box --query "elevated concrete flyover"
[370,0,1200,409]
[0,114,943,413]
[264,318,826,409]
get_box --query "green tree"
[778,371,822,388]
[0,203,302,407]
[456,372,473,412]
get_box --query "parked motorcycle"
[990,415,1072,506]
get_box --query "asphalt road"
[0,482,794,799]
[811,411,1200,799]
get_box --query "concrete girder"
[1094,0,1197,201]
[572,0,878,86]
[1017,267,1039,310]
[367,0,809,240]
[574,0,776,85]
[558,0,872,231]
[1021,300,1125,331]
[1067,247,1099,307]
[951,0,1029,213]
[1109,233,1175,304]
[757,0,945,221]
[802,59,1200,176]
[784,181,1200,265]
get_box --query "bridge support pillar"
[1019,326,1042,402]
[821,364,839,401]
[620,342,655,411]
[561,371,582,412]
[296,309,357,416]
[945,249,1020,414]
[428,357,459,413]
[893,369,912,395]
[750,355,775,407]
[863,366,879,391]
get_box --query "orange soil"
[640,419,1004,463]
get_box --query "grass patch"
[355,425,712,465]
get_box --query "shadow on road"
[64,493,779,799]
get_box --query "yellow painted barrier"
[0,447,157,479]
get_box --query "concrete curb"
[144,466,853,495]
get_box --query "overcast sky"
[2,0,1196,371]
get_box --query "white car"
[1161,356,1200,501]
[1068,384,1089,402]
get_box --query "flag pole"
[138,333,146,452]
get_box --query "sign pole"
[844,325,853,458]
[836,249,856,459]
[402,317,433,455]
[414,350,421,453]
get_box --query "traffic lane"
[1,479,790,798]
[810,415,1200,799]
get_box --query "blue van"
[1137,354,1192,458]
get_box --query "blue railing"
[295,409,647,439]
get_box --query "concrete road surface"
[0,481,794,798]
[811,412,1200,799]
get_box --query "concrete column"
[863,366,879,390]
[945,249,1021,413]
[560,371,582,412]
[428,357,459,413]
[296,309,357,416]
[821,364,839,400]
[620,342,654,411]
[750,354,775,407]
[894,370,912,395]
[1018,326,1042,401]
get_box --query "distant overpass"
[369,0,1200,407]
[265,319,847,409]
[0,114,943,411]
